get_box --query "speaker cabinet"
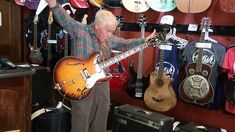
[32,108,71,132]
[107,102,121,130]
[31,66,52,108]
[112,104,174,132]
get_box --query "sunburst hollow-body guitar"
[53,35,163,100]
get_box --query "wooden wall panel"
[0,0,22,62]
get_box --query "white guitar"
[147,0,176,12]
[122,0,150,13]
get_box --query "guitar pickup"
[83,68,90,78]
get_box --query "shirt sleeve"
[51,4,82,39]
[107,35,145,51]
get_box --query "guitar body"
[70,0,90,8]
[122,0,150,13]
[104,0,121,8]
[127,61,149,99]
[28,48,43,64]
[28,15,43,65]
[53,35,161,100]
[89,0,104,7]
[179,62,214,104]
[176,0,212,13]
[15,0,25,6]
[147,0,176,12]
[144,71,176,112]
[53,53,111,100]
[109,62,129,91]
[220,0,235,13]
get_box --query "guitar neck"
[100,42,150,69]
[47,24,52,61]
[158,48,165,80]
[195,31,206,73]
[137,14,146,79]
[33,22,38,50]
[47,11,53,66]
[64,31,69,56]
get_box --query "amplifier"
[31,66,52,107]
[112,104,174,132]
[32,107,71,132]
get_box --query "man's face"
[94,22,116,43]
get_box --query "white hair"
[94,9,118,28]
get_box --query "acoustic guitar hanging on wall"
[179,17,214,105]
[144,26,177,112]
[220,0,235,13]
[175,0,212,13]
[146,0,176,12]
[122,0,150,13]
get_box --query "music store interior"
[1,0,235,132]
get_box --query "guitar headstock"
[81,14,88,24]
[200,17,211,32]
[48,11,53,25]
[33,15,38,24]
[116,16,123,28]
[137,14,146,27]
[146,34,164,46]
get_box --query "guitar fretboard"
[100,41,149,69]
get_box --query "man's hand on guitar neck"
[45,0,57,8]
[145,29,156,41]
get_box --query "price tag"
[188,24,198,31]
[195,42,212,48]
[47,40,57,44]
[159,45,172,50]
[160,15,174,25]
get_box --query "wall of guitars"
[18,0,235,131]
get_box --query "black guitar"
[28,15,43,64]
[127,14,150,99]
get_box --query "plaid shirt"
[51,4,145,60]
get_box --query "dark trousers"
[71,81,110,132]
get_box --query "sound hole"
[202,70,208,76]
[189,69,195,75]
[156,79,163,86]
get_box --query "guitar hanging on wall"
[127,14,150,99]
[220,0,235,13]
[70,0,90,8]
[175,0,212,13]
[146,0,176,12]
[144,26,177,112]
[179,17,214,105]
[122,0,150,13]
[53,35,163,100]
[109,16,129,91]
[46,10,53,68]
[28,15,43,64]
[89,0,104,8]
